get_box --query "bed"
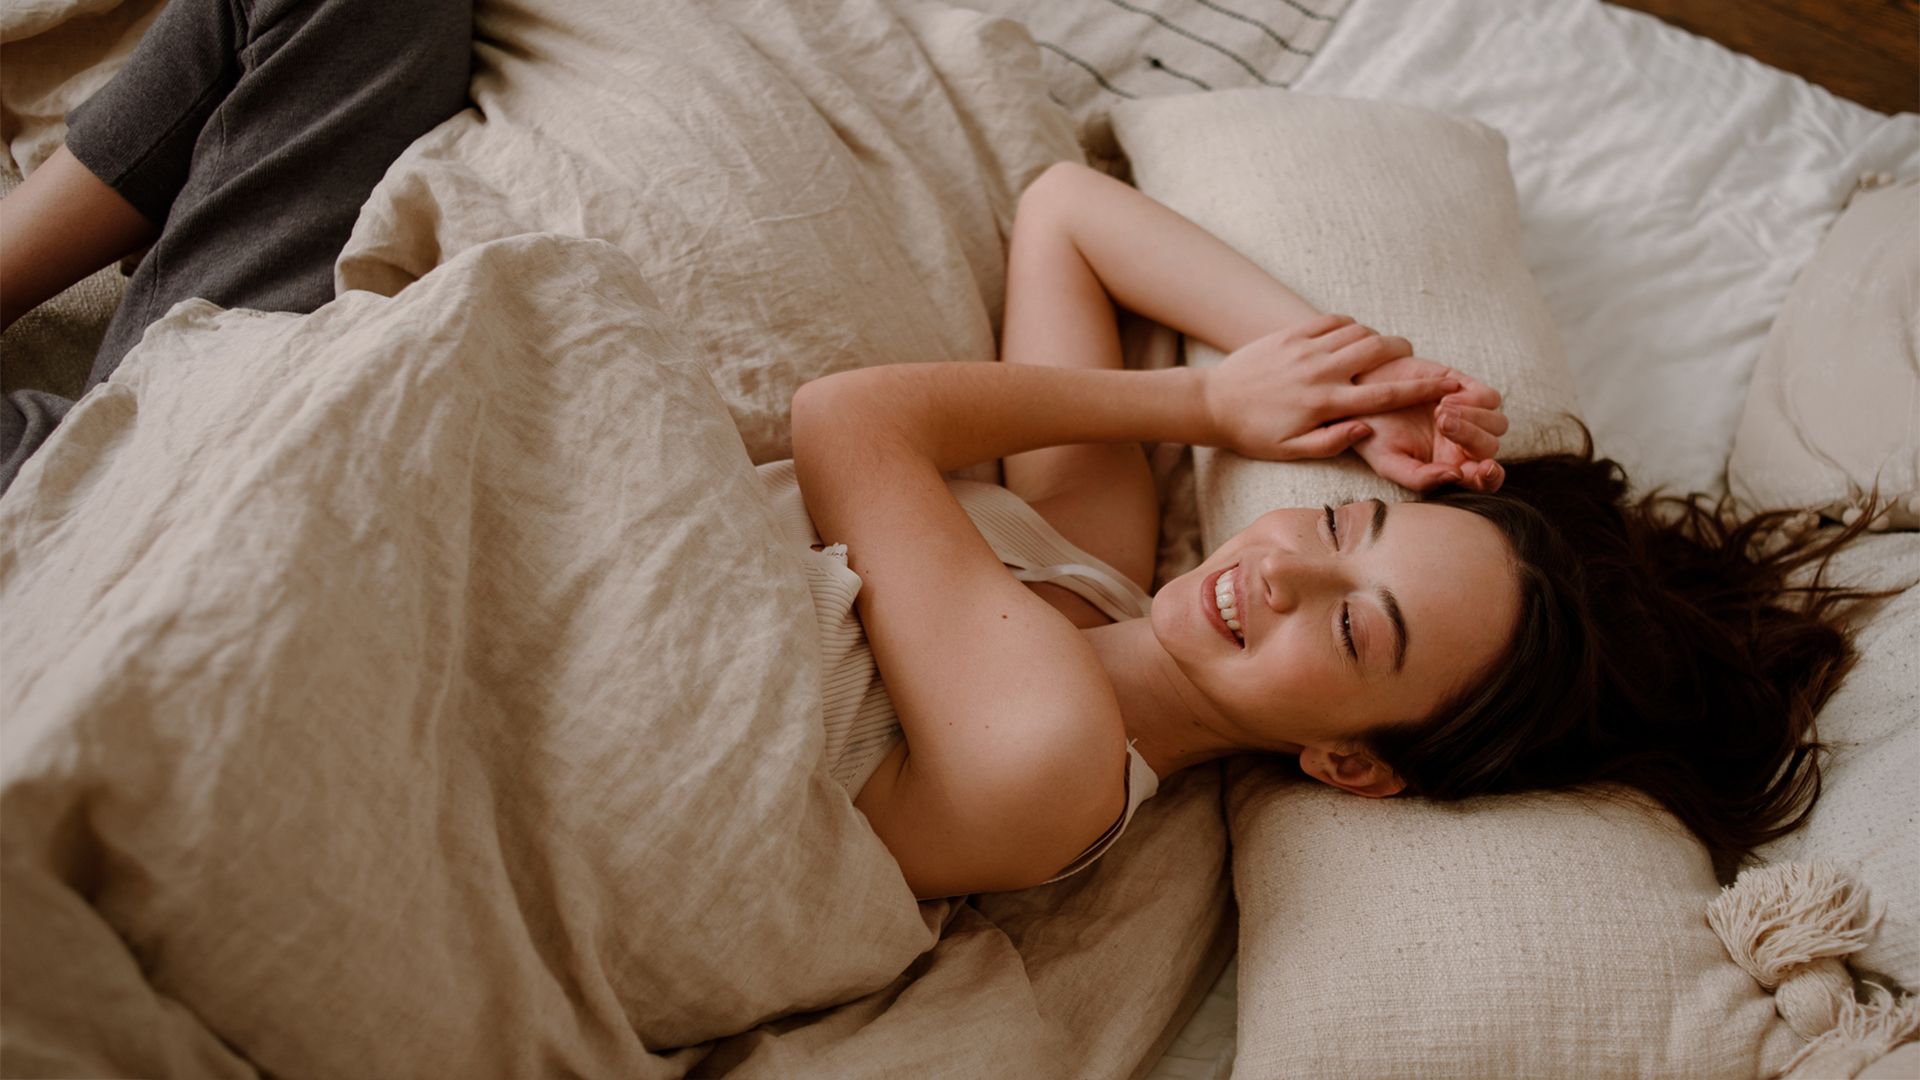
[1,0,1915,1077]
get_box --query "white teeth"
[1214,568,1244,642]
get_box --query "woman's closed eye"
[1323,506,1360,659]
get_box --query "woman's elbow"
[791,369,874,461]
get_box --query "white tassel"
[1708,862,1880,990]
[1708,862,1917,1078]
[1782,981,1920,1079]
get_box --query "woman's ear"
[1299,748,1406,799]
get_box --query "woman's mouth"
[1204,566,1245,648]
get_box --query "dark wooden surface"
[1605,0,1919,114]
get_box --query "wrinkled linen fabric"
[332,0,1077,466]
[0,234,1237,1078]
[0,0,162,171]
[0,236,948,1077]
[0,0,1245,1070]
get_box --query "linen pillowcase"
[1107,87,1584,551]
[1728,177,1920,529]
[1223,765,1810,1078]
[334,0,1080,465]
[1754,532,1920,995]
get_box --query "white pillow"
[1108,88,1583,549]
[1728,177,1920,529]
[335,0,1080,464]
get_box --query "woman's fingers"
[1274,420,1372,460]
[1438,409,1500,459]
[1293,312,1358,341]
[1482,460,1506,492]
[1369,450,1461,492]
[1461,458,1505,493]
[1441,402,1508,437]
[1443,380,1502,410]
[1308,319,1377,355]
[1326,333,1413,377]
[1327,376,1457,418]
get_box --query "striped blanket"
[953,0,1353,132]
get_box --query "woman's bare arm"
[994,166,1161,599]
[1011,162,1509,492]
[992,160,1340,606]
[1026,161,1323,355]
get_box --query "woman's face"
[1152,498,1521,793]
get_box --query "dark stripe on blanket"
[1147,55,1213,90]
[1100,0,1288,83]
[1245,0,1337,24]
[1190,0,1315,55]
[1039,40,1140,99]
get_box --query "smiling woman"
[1107,495,1522,799]
[792,161,1877,899]
[794,162,1507,898]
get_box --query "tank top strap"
[1039,739,1162,886]
[945,480,1154,621]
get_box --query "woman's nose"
[1257,550,1341,613]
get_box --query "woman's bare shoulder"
[855,732,1130,898]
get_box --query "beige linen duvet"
[0,234,1230,1078]
[0,0,1233,1076]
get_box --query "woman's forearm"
[793,362,1213,476]
[1028,162,1320,355]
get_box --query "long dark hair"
[1353,429,1885,882]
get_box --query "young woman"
[793,161,1874,899]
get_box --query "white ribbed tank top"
[757,460,1163,885]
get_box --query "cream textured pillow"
[1105,88,1814,1078]
[1107,88,1584,550]
[335,0,1079,464]
[1224,764,1809,1078]
[1755,532,1920,995]
[1729,177,1920,529]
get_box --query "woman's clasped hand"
[1201,313,1508,493]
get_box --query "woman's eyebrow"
[1368,501,1407,671]
[1377,586,1408,673]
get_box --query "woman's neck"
[1082,618,1241,781]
